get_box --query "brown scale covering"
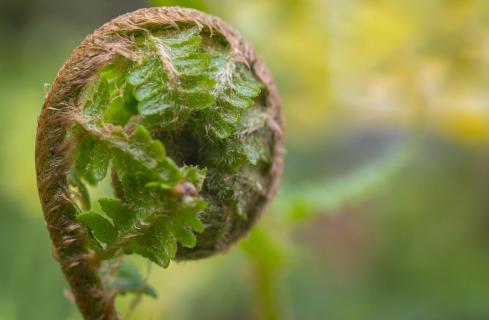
[36,7,283,320]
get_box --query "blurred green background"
[2,0,489,319]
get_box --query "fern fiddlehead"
[35,7,283,320]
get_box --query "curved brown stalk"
[36,7,284,320]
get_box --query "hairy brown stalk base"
[36,7,284,320]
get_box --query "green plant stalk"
[241,138,415,320]
[241,228,285,320]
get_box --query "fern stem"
[36,7,283,320]
[36,105,119,319]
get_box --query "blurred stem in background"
[241,135,416,320]
[241,229,285,320]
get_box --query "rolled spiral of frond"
[35,7,283,320]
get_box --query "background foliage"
[2,0,489,319]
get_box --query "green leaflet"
[110,263,157,298]
[99,198,139,233]
[242,142,260,166]
[130,125,167,162]
[77,212,118,245]
[83,78,109,121]
[205,53,262,136]
[127,28,215,130]
[74,123,174,182]
[124,197,207,267]
[102,63,139,125]
[210,115,233,139]
[74,136,110,185]
[203,108,271,172]
[68,173,91,210]
[78,194,207,268]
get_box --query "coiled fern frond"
[35,7,283,320]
